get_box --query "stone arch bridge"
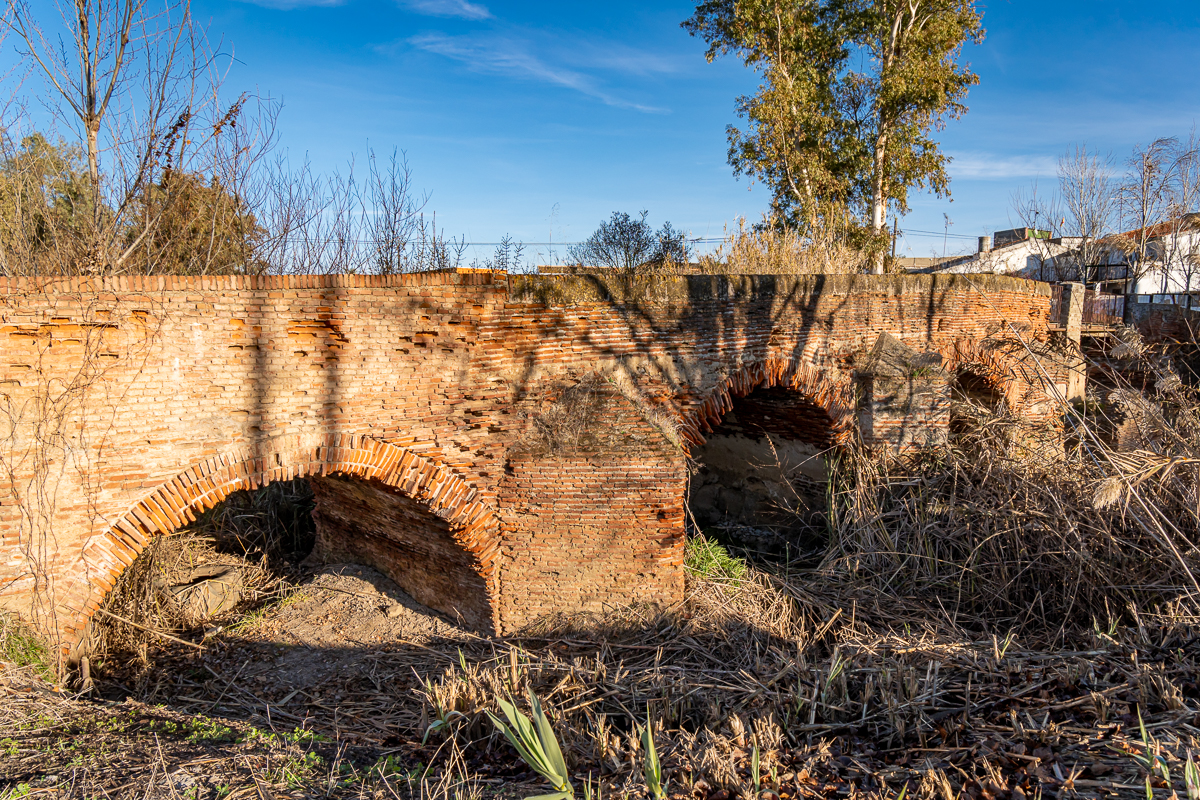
[0,271,1074,656]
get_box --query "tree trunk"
[86,122,104,272]
[870,132,888,274]
[86,124,100,189]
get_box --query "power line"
[267,237,730,247]
[901,228,979,240]
[269,232,983,246]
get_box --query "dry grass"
[64,558,1198,799]
[5,562,1200,798]
[692,216,872,275]
[517,374,609,455]
[91,479,314,660]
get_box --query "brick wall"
[1130,301,1200,343]
[0,272,1059,655]
[309,475,495,631]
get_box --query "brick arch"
[676,357,856,452]
[68,433,501,648]
[939,338,1061,422]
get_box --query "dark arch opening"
[686,385,836,560]
[306,474,492,630]
[201,478,317,562]
[94,470,493,662]
[950,368,1007,436]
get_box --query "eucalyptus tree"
[684,0,985,272]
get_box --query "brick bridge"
[0,272,1074,656]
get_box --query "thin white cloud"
[406,33,665,113]
[950,152,1059,179]
[565,42,686,77]
[402,0,491,20]
[236,0,345,8]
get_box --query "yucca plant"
[1185,750,1200,800]
[487,688,573,800]
[750,744,761,796]
[640,714,666,800]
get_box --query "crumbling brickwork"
[855,333,952,450]
[0,271,1061,655]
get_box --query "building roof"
[1108,213,1200,247]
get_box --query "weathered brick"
[0,271,1064,657]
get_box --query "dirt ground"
[95,563,488,747]
[3,561,1200,800]
[1,564,533,799]
[197,564,475,694]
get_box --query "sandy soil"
[237,563,469,651]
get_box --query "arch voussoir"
[940,337,1063,422]
[677,357,855,451]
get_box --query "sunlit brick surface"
[0,271,1058,654]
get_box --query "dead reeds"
[693,215,871,275]
[91,479,314,660]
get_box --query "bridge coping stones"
[0,269,1052,305]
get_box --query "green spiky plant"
[487,689,573,800]
[751,744,761,797]
[1185,750,1200,800]
[640,714,666,800]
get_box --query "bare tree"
[1008,147,1117,285]
[250,146,466,276]
[2,1,451,277]
[1058,145,1116,282]
[1154,132,1200,295]
[1009,181,1065,281]
[4,0,214,272]
[1117,137,1179,296]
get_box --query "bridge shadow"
[92,558,851,751]
[504,271,856,426]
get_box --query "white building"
[1116,216,1200,297]
[909,227,1084,280]
[912,220,1200,302]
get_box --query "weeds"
[487,689,574,800]
[0,612,52,679]
[520,374,608,456]
[640,715,666,800]
[685,535,747,584]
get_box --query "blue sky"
[171,0,1200,260]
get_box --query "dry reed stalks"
[693,215,871,275]
[92,479,314,661]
